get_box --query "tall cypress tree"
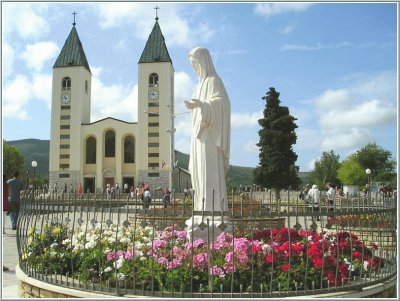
[253,87,300,200]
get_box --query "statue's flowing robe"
[189,74,230,212]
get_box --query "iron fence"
[16,190,397,298]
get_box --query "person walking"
[7,171,24,230]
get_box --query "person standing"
[7,171,24,230]
[307,184,321,221]
[184,47,231,240]
[326,183,336,210]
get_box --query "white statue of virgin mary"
[185,47,231,241]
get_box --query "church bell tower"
[49,17,91,189]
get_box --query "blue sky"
[2,2,398,171]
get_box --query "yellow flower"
[40,234,46,240]
[52,227,61,236]
[29,227,35,235]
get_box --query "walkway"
[2,211,20,298]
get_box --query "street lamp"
[365,168,371,197]
[32,161,37,192]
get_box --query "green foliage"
[308,150,341,187]
[337,156,366,186]
[253,87,300,195]
[3,140,24,179]
[354,143,396,183]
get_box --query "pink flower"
[223,262,237,273]
[152,239,167,249]
[158,257,168,266]
[124,250,134,260]
[166,258,182,270]
[225,251,234,262]
[185,239,205,250]
[193,253,208,271]
[210,266,225,278]
[106,252,116,261]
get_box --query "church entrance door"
[104,177,114,188]
[84,178,95,193]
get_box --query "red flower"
[312,257,324,268]
[281,263,290,272]
[352,251,363,260]
[265,254,277,263]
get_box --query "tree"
[308,150,341,188]
[337,155,366,186]
[3,140,25,179]
[253,87,300,200]
[354,143,396,181]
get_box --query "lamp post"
[32,161,37,193]
[365,168,371,200]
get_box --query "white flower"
[262,244,272,254]
[50,243,58,249]
[140,256,146,262]
[117,273,126,281]
[324,251,331,257]
[363,260,369,271]
[62,238,71,245]
[104,267,113,273]
[114,257,125,270]
[307,235,313,241]
[108,237,116,244]
[85,239,97,249]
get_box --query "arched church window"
[62,77,71,90]
[105,130,115,157]
[149,73,159,87]
[86,137,96,164]
[124,136,135,163]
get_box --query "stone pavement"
[2,211,20,299]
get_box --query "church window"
[124,136,135,163]
[59,173,70,178]
[60,144,70,149]
[148,163,159,168]
[60,154,70,159]
[148,153,159,157]
[149,122,159,127]
[85,80,88,93]
[148,132,159,137]
[62,77,71,90]
[86,137,96,164]
[148,173,160,177]
[60,164,69,169]
[61,105,70,110]
[149,73,159,87]
[148,143,159,147]
[149,102,159,107]
[60,125,70,129]
[60,134,70,139]
[105,130,115,157]
[60,115,70,120]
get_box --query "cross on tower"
[154,6,159,20]
[72,11,77,26]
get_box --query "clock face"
[61,93,71,104]
[148,89,159,100]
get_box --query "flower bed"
[23,221,386,294]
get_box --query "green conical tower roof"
[53,25,91,73]
[139,20,172,64]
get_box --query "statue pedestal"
[185,215,232,242]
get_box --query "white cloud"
[3,75,32,120]
[2,42,14,78]
[320,128,373,151]
[90,66,138,122]
[243,140,259,155]
[307,70,397,157]
[254,3,313,18]
[279,41,351,51]
[280,24,296,34]
[2,3,49,39]
[94,3,214,46]
[231,112,262,127]
[32,73,52,108]
[21,41,59,71]
[314,89,352,110]
[3,71,52,120]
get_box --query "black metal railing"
[16,190,397,298]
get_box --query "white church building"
[49,16,190,193]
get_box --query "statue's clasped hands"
[184,99,201,110]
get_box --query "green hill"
[6,140,256,187]
[7,139,49,176]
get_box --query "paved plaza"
[2,211,19,299]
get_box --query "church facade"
[49,17,190,193]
